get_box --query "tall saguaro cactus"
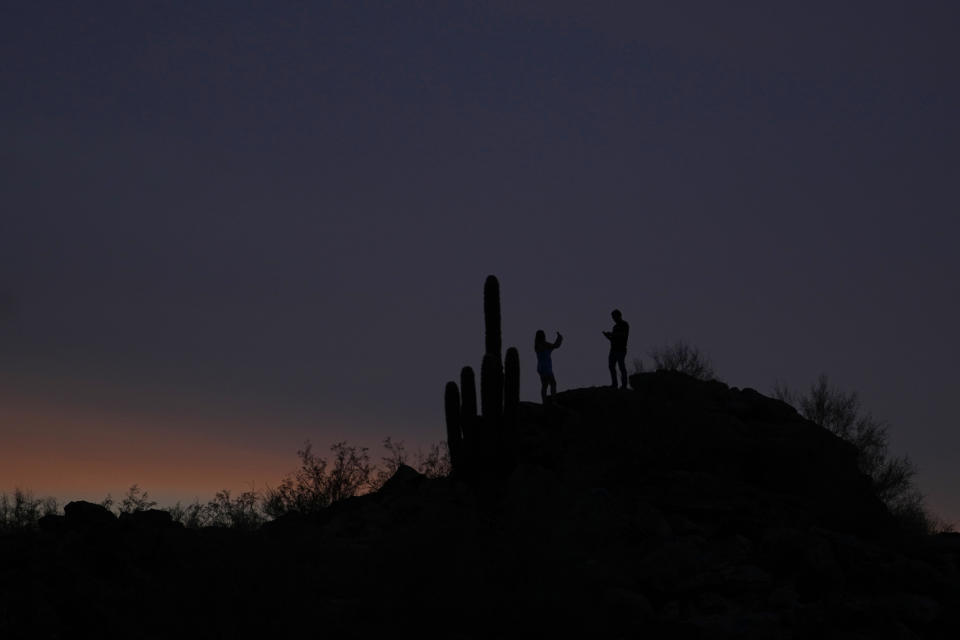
[504,347,520,423]
[484,275,502,360]
[480,353,503,422]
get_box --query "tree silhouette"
[648,340,716,381]
[773,374,932,532]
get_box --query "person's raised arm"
[552,332,563,349]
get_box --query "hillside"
[2,371,959,638]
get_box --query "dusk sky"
[2,2,958,522]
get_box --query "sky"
[2,1,958,521]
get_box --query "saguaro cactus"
[445,275,520,479]
[444,381,463,472]
[460,366,477,440]
[484,275,502,360]
[504,346,520,422]
[480,353,503,423]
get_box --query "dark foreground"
[3,372,959,639]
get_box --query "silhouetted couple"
[534,308,629,404]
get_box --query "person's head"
[535,329,546,349]
[611,309,622,321]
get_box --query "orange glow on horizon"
[0,400,330,504]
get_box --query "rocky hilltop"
[2,371,959,638]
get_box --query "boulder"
[37,513,66,533]
[63,501,117,528]
[376,463,426,499]
[118,509,179,529]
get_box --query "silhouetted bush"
[204,489,265,529]
[118,484,157,514]
[262,441,373,518]
[648,340,716,380]
[370,437,452,490]
[3,437,450,532]
[160,491,264,529]
[418,442,452,479]
[0,489,58,532]
[99,484,158,516]
[166,499,207,528]
[773,374,937,533]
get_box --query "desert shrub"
[166,499,207,528]
[371,437,409,490]
[418,442,452,479]
[263,441,373,518]
[325,442,374,503]
[0,489,58,532]
[162,491,264,529]
[6,437,450,530]
[118,484,157,514]
[204,489,264,530]
[648,340,716,380]
[774,374,936,533]
[100,484,158,516]
[370,438,452,490]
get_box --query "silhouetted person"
[603,309,629,389]
[535,329,563,403]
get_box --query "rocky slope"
[2,371,958,638]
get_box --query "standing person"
[603,309,629,389]
[534,329,563,403]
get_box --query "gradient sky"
[2,1,958,521]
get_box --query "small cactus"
[444,381,463,473]
[460,366,477,441]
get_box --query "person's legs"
[540,375,549,403]
[549,374,557,397]
[616,353,628,388]
[608,352,618,387]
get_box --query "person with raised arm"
[534,329,563,403]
